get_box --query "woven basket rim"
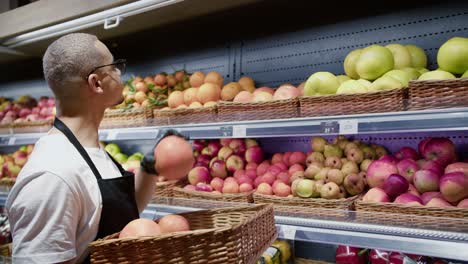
[409,78,468,85]
[253,192,357,202]
[173,186,254,198]
[356,200,468,213]
[218,98,297,106]
[299,87,407,100]
[155,105,217,114]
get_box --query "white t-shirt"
[6,133,122,264]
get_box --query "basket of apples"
[153,71,220,126]
[0,145,34,191]
[354,137,468,232]
[217,78,299,122]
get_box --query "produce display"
[0,145,34,184]
[119,214,190,238]
[103,142,143,172]
[185,136,387,199]
[335,245,454,264]
[362,137,468,208]
[0,96,56,125]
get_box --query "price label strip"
[339,119,358,135]
[279,225,297,240]
[320,121,339,134]
[107,131,119,141]
[220,126,233,137]
[232,125,247,138]
[8,137,16,145]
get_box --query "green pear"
[114,153,128,164]
[104,143,121,157]
[462,70,468,78]
[385,44,412,69]
[418,70,456,81]
[315,168,330,181]
[337,75,352,84]
[304,72,340,95]
[384,70,412,87]
[357,79,372,88]
[360,146,377,160]
[417,68,429,75]
[128,152,144,161]
[344,49,363,79]
[437,37,468,74]
[369,76,403,91]
[336,80,368,94]
[310,136,327,152]
[401,67,421,80]
[356,45,394,80]
[406,45,428,68]
[323,144,343,158]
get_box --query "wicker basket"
[89,204,277,264]
[153,105,217,126]
[172,186,254,205]
[253,194,356,219]
[354,200,468,232]
[299,88,407,117]
[100,107,153,129]
[12,119,53,133]
[0,123,12,135]
[151,180,178,204]
[408,78,468,110]
[217,99,298,122]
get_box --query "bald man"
[6,33,183,263]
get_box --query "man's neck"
[52,110,103,148]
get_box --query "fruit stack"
[0,145,34,190]
[103,143,144,173]
[356,137,468,229]
[0,96,56,133]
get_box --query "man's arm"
[134,169,157,213]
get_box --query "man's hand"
[139,129,189,175]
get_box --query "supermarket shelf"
[0,108,468,146]
[145,203,468,261]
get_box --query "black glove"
[140,129,189,174]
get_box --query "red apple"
[18,108,31,118]
[457,198,468,208]
[256,160,270,176]
[210,178,224,192]
[367,160,398,188]
[237,175,253,185]
[206,141,222,157]
[276,172,290,184]
[220,138,232,147]
[426,197,453,208]
[267,165,282,177]
[378,155,399,165]
[271,153,284,164]
[256,183,273,195]
[196,154,211,167]
[289,151,306,166]
[222,181,239,193]
[245,169,257,180]
[288,164,304,176]
[195,182,213,192]
[421,137,457,167]
[421,192,444,205]
[414,169,440,193]
[396,159,419,183]
[395,146,419,160]
[245,162,258,171]
[273,181,291,197]
[363,188,390,203]
[418,137,432,156]
[239,183,253,193]
[218,146,234,161]
[274,162,288,171]
[229,139,246,155]
[184,185,196,191]
[282,152,292,166]
[418,159,444,176]
[261,172,276,185]
[335,246,366,264]
[407,184,421,197]
[245,146,264,164]
[383,174,409,198]
[244,139,258,148]
[233,169,246,179]
[188,167,211,185]
[394,193,423,206]
[226,155,245,174]
[445,162,468,176]
[439,172,468,203]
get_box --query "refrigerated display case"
[0,0,467,262]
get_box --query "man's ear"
[87,73,104,94]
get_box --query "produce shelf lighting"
[2,0,184,48]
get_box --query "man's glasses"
[86,59,127,80]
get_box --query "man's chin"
[114,96,125,106]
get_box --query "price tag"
[0,137,9,145]
[107,131,118,140]
[220,126,233,137]
[339,119,358,135]
[232,125,247,138]
[8,137,16,145]
[320,121,339,134]
[280,225,297,240]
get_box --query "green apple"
[369,76,403,91]
[437,37,468,74]
[384,70,412,86]
[356,45,394,80]
[128,152,144,161]
[417,68,429,75]
[357,79,372,88]
[336,80,368,94]
[405,45,428,68]
[418,70,456,81]
[385,44,412,69]
[337,75,351,84]
[104,143,121,157]
[114,153,128,164]
[19,145,27,152]
[401,67,421,80]
[304,72,340,95]
[343,49,362,79]
[462,70,468,78]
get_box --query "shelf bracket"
[104,16,121,30]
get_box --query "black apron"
[53,118,139,263]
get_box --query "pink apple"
[425,197,453,208]
[245,146,264,164]
[233,169,246,179]
[273,181,292,197]
[282,152,292,166]
[367,160,399,188]
[196,154,211,167]
[418,137,431,156]
[396,159,419,183]
[245,169,257,180]
[288,164,304,176]
[421,192,444,205]
[274,162,288,171]
[289,152,306,166]
[18,108,31,118]
[267,165,282,177]
[245,162,258,171]
[254,87,275,95]
[363,188,390,203]
[31,107,40,115]
[414,170,440,193]
[229,139,246,155]
[271,153,284,164]
[254,176,263,188]
[220,138,232,147]
[210,178,224,192]
[222,181,239,193]
[256,160,270,176]
[239,183,253,193]
[226,155,245,174]
[206,141,222,157]
[407,184,421,197]
[237,175,253,185]
[218,146,234,161]
[261,172,276,185]
[195,182,213,192]
[39,107,49,117]
[210,160,228,179]
[445,162,468,176]
[457,198,468,208]
[256,183,273,195]
[244,139,258,148]
[418,159,444,176]
[13,151,28,166]
[184,185,196,191]
[188,166,211,185]
[421,137,457,167]
[395,147,419,161]
[394,193,423,206]
[383,174,409,198]
[273,84,300,100]
[378,155,399,165]
[224,177,238,184]
[47,98,55,107]
[439,172,468,203]
[276,172,290,184]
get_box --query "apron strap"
[53,118,103,180]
